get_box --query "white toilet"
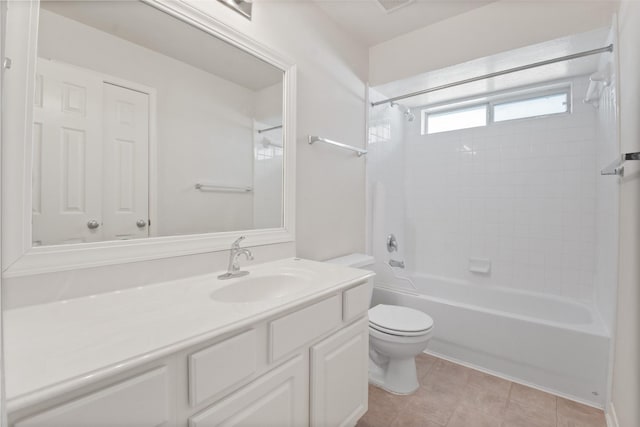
[327,253,434,395]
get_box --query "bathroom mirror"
[33,0,284,246]
[2,0,296,274]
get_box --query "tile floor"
[357,354,606,427]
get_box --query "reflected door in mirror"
[32,59,150,246]
[102,83,150,241]
[32,59,103,246]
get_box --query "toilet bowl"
[326,253,435,395]
[368,303,433,394]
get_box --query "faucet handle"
[387,234,398,252]
[231,236,246,249]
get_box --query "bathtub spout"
[389,259,405,269]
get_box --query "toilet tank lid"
[325,253,375,268]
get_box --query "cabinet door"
[14,367,169,427]
[310,317,369,427]
[189,355,307,427]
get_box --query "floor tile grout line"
[363,354,606,427]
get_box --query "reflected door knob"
[136,219,147,228]
[87,220,100,230]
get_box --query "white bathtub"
[371,264,610,407]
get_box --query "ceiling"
[312,0,495,46]
[40,1,283,91]
[370,27,611,108]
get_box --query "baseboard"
[423,349,605,410]
[606,403,620,427]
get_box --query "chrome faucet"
[218,236,254,280]
[387,234,398,252]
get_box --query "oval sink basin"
[210,274,313,303]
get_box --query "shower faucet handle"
[387,234,398,252]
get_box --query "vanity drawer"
[342,282,370,322]
[14,367,169,427]
[188,355,307,427]
[269,294,341,362]
[189,329,257,407]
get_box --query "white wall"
[3,1,368,308]
[370,76,606,304]
[369,1,616,86]
[38,9,257,236]
[610,2,640,426]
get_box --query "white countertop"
[4,258,373,412]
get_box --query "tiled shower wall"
[400,76,599,302]
[367,93,407,267]
[594,50,619,331]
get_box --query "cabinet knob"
[136,219,147,228]
[87,220,100,230]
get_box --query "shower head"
[391,102,415,122]
[404,109,415,122]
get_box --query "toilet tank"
[325,253,375,306]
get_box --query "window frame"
[489,86,571,124]
[421,84,572,135]
[421,103,489,135]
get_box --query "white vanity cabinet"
[9,282,371,427]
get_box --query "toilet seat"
[368,324,433,344]
[369,323,431,337]
[368,304,434,337]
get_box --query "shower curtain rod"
[371,44,614,107]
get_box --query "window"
[255,142,282,160]
[421,86,571,135]
[369,121,391,144]
[493,92,568,122]
[424,105,487,134]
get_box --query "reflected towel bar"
[257,125,282,134]
[601,152,640,176]
[308,135,367,157]
[195,183,253,192]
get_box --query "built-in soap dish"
[468,258,491,274]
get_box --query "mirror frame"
[2,0,297,277]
